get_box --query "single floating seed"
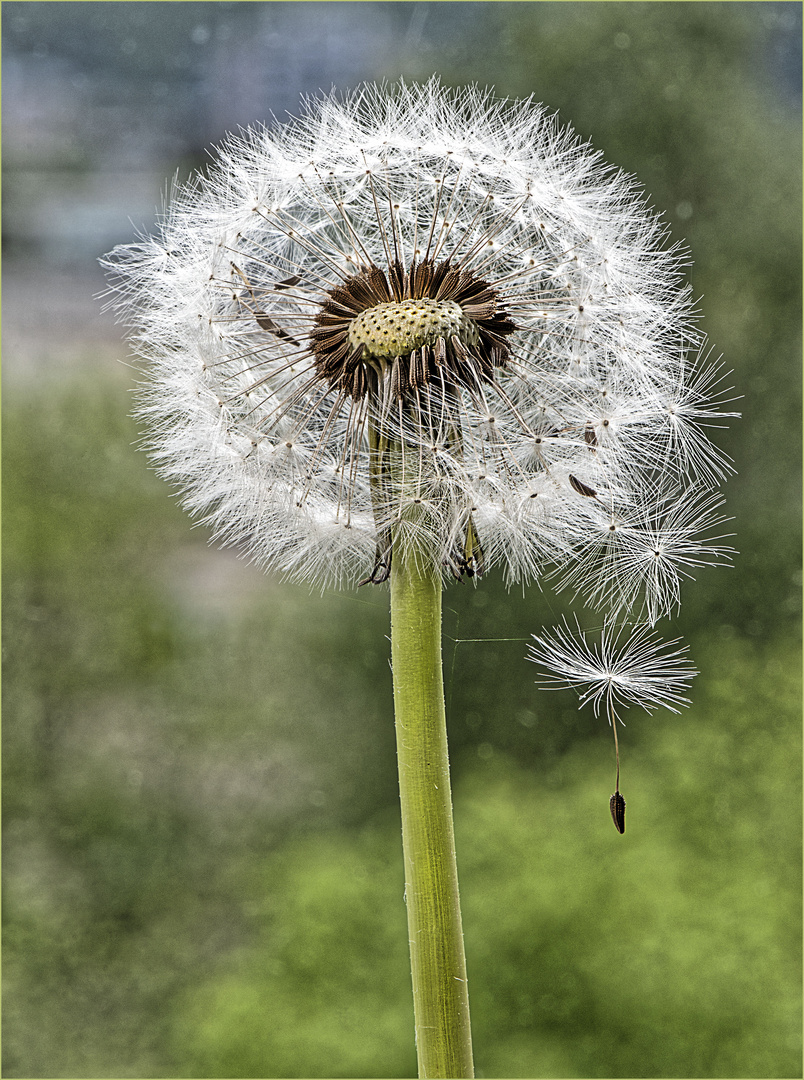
[610,791,626,834]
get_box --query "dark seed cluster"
[310,258,516,401]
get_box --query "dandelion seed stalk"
[390,551,473,1079]
[102,78,736,1075]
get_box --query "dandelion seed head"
[102,78,734,601]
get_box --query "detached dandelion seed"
[102,79,735,1076]
[528,617,699,830]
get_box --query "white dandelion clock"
[101,79,732,603]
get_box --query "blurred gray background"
[3,4,801,1079]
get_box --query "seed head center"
[348,298,478,359]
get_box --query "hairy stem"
[390,552,474,1079]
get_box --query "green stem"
[390,552,474,1079]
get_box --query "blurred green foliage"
[3,4,801,1079]
[171,631,802,1079]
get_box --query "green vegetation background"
[4,5,801,1078]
